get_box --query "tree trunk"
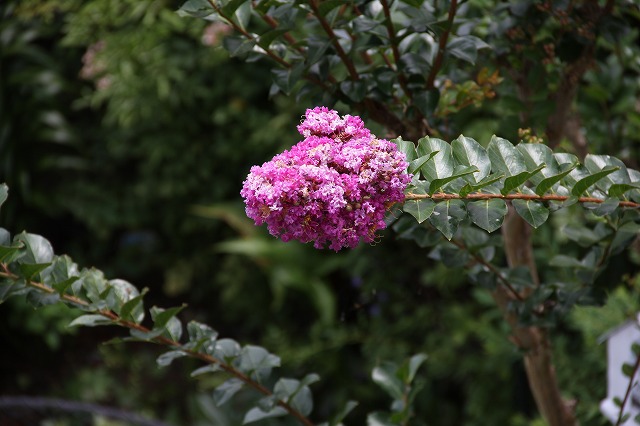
[495,206,578,426]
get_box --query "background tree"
[1,0,640,425]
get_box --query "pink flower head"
[241,107,411,251]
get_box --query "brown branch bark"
[496,207,578,426]
[404,191,640,209]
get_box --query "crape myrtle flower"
[241,106,412,251]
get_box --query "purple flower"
[241,107,411,251]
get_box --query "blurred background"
[1,0,640,425]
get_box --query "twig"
[449,239,525,302]
[425,0,458,89]
[615,347,640,426]
[308,0,360,81]
[404,192,640,209]
[0,269,316,426]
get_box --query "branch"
[380,0,411,99]
[405,192,640,209]
[0,268,316,426]
[425,0,458,89]
[308,0,360,81]
[449,238,525,301]
[615,348,640,426]
[205,0,292,69]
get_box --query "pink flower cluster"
[241,107,411,251]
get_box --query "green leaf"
[190,364,221,377]
[213,378,244,405]
[107,279,141,316]
[428,199,467,240]
[271,63,304,96]
[318,0,347,16]
[408,151,439,176]
[187,320,218,352]
[367,411,396,426]
[517,143,559,183]
[0,183,7,209]
[429,165,478,194]
[452,135,491,182]
[156,350,187,367]
[487,136,525,177]
[213,338,241,361]
[571,166,619,196]
[512,199,549,228]
[19,262,52,281]
[447,35,488,65]
[150,306,185,342]
[549,255,588,268]
[177,0,216,18]
[392,137,417,163]
[501,164,545,195]
[534,165,577,196]
[238,345,281,382]
[221,0,249,19]
[585,154,631,192]
[274,378,313,416]
[119,291,146,324]
[329,400,358,426]
[68,314,113,328]
[413,89,440,117]
[15,232,54,264]
[340,80,366,102]
[609,183,640,198]
[622,362,635,377]
[151,305,186,328]
[467,199,508,233]
[243,406,287,424]
[403,199,435,223]
[403,353,428,383]
[417,137,454,181]
[372,362,403,400]
[459,173,504,197]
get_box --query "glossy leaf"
[243,406,287,424]
[19,262,51,281]
[585,154,631,192]
[0,183,7,209]
[328,400,358,426]
[501,164,545,195]
[487,136,525,176]
[459,174,504,197]
[409,151,439,176]
[429,199,467,240]
[68,314,113,328]
[417,137,454,181]
[534,165,576,196]
[571,166,619,196]
[402,353,428,383]
[274,378,314,416]
[238,345,281,382]
[213,338,242,361]
[429,165,478,194]
[517,143,559,183]
[214,378,244,406]
[403,199,435,223]
[452,135,491,181]
[392,137,417,163]
[372,362,403,400]
[15,232,54,265]
[467,199,508,233]
[609,183,640,198]
[512,199,549,228]
[156,350,187,367]
[177,0,216,18]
